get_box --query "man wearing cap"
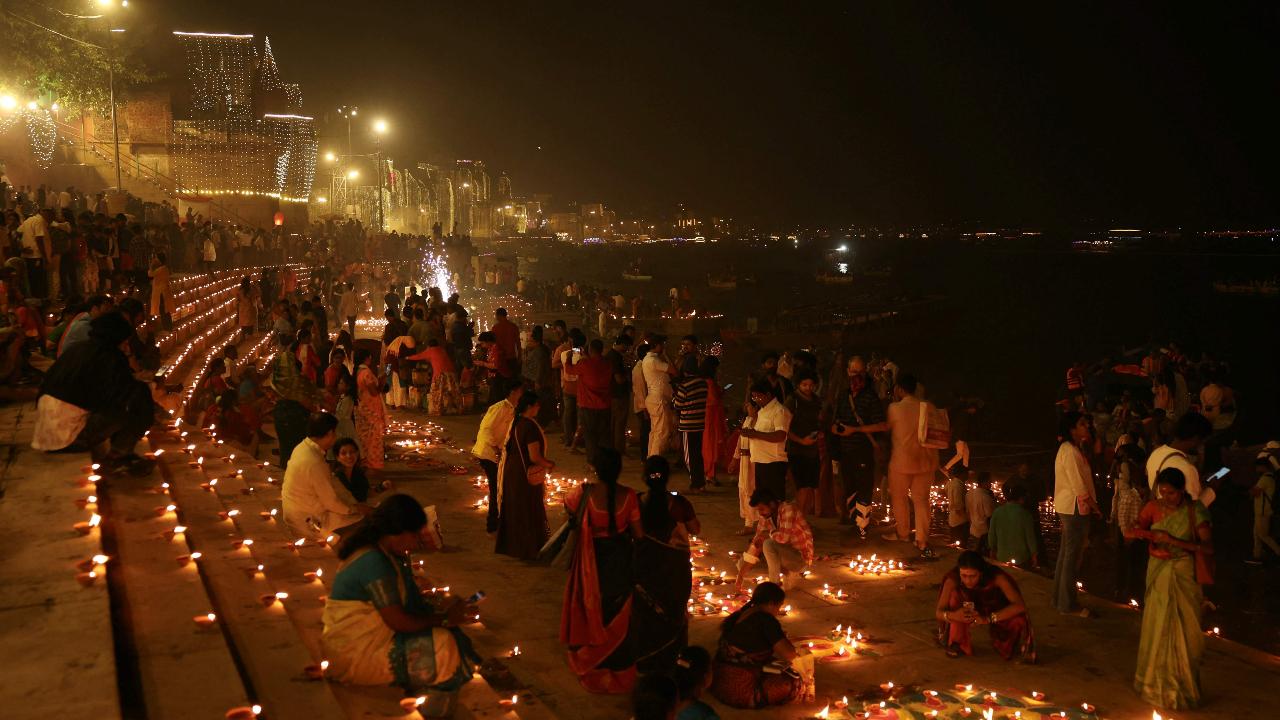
[32,312,155,473]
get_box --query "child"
[673,645,719,720]
[988,483,1039,567]
[1248,451,1279,563]
[966,472,996,555]
[945,466,969,546]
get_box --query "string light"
[0,106,57,167]
[170,32,316,202]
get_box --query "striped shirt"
[672,376,708,432]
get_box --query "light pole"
[323,150,336,209]
[337,105,358,158]
[373,119,388,232]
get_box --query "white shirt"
[631,361,648,413]
[749,398,791,464]
[641,353,672,400]
[339,290,358,318]
[966,487,996,536]
[1053,441,1096,515]
[472,399,516,463]
[18,213,48,257]
[57,191,72,209]
[1146,444,1209,506]
[281,438,361,539]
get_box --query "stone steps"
[0,406,120,720]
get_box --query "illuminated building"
[168,32,318,224]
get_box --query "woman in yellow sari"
[1127,467,1213,710]
[322,495,480,714]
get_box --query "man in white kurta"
[282,414,368,539]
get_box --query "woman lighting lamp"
[321,495,480,716]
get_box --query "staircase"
[50,118,259,228]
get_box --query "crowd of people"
[11,177,1278,718]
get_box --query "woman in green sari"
[322,495,480,715]
[1127,467,1213,710]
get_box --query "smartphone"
[1205,467,1230,483]
[465,590,487,605]
[723,383,734,390]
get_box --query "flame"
[89,514,102,528]
[815,705,830,719]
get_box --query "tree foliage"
[0,0,155,113]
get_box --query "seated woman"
[205,390,262,457]
[709,582,804,709]
[332,437,371,503]
[322,495,480,714]
[934,550,1036,663]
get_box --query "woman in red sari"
[561,447,644,694]
[934,550,1036,662]
[709,581,803,708]
[700,357,726,485]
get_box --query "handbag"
[917,401,952,450]
[538,490,588,570]
[515,423,547,485]
[1188,502,1215,585]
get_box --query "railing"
[51,118,259,229]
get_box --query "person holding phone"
[934,551,1035,662]
[785,373,823,515]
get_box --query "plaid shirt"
[1110,463,1143,534]
[745,501,814,567]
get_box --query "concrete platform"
[401,409,1280,719]
[0,403,120,720]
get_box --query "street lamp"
[337,105,358,157]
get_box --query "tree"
[0,0,154,113]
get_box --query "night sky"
[148,2,1280,226]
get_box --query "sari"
[428,371,463,416]
[561,486,640,694]
[494,416,548,560]
[702,381,726,481]
[355,366,386,470]
[321,547,479,697]
[1134,500,1209,710]
[935,568,1036,662]
[710,609,805,708]
[631,494,696,673]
